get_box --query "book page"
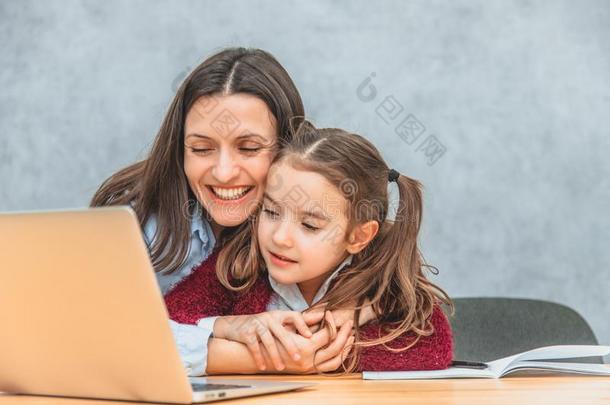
[502,361,610,377]
[510,345,610,363]
[488,345,610,376]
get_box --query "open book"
[363,345,610,380]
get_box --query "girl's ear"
[346,220,380,254]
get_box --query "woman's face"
[183,93,277,231]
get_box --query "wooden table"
[1,373,609,404]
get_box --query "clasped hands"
[212,302,376,374]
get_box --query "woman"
[91,47,355,375]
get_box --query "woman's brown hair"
[217,121,452,373]
[90,48,305,274]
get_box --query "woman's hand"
[212,310,326,371]
[262,318,356,374]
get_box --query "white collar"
[267,254,354,312]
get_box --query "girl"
[165,122,454,374]
[91,48,356,375]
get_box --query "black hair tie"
[388,169,400,183]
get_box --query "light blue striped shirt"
[141,210,217,376]
[142,211,216,295]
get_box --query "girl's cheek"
[258,216,279,243]
[257,217,268,240]
[299,232,326,251]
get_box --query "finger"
[302,309,325,325]
[268,321,301,362]
[316,336,355,372]
[311,324,330,348]
[284,324,297,334]
[244,335,266,371]
[325,311,337,340]
[289,312,314,338]
[258,328,285,371]
[315,319,353,364]
[315,355,341,373]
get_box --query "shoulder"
[430,305,452,337]
[361,305,452,343]
[140,209,216,250]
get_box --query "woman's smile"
[207,185,255,201]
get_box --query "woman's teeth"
[210,186,252,200]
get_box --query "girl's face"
[183,93,277,233]
[257,161,352,300]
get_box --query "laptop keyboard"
[191,383,252,392]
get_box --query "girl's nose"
[271,219,293,248]
[212,150,240,183]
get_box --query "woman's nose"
[212,150,240,183]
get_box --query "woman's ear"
[346,220,379,254]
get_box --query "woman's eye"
[239,147,262,153]
[188,147,213,154]
[302,223,320,231]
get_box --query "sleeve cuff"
[169,320,212,376]
[196,316,219,337]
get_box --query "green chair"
[445,297,603,364]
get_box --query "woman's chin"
[209,212,251,228]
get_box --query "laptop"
[0,206,313,403]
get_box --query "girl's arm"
[353,306,453,372]
[206,337,260,374]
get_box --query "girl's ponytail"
[333,170,452,374]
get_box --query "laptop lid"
[0,207,194,403]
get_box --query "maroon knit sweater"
[164,250,453,372]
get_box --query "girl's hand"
[262,319,355,374]
[302,298,377,331]
[213,310,326,371]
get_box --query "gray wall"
[2,1,609,350]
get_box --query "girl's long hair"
[217,121,452,373]
[90,48,304,274]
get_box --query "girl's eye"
[302,223,320,232]
[262,208,279,218]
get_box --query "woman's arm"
[354,306,453,372]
